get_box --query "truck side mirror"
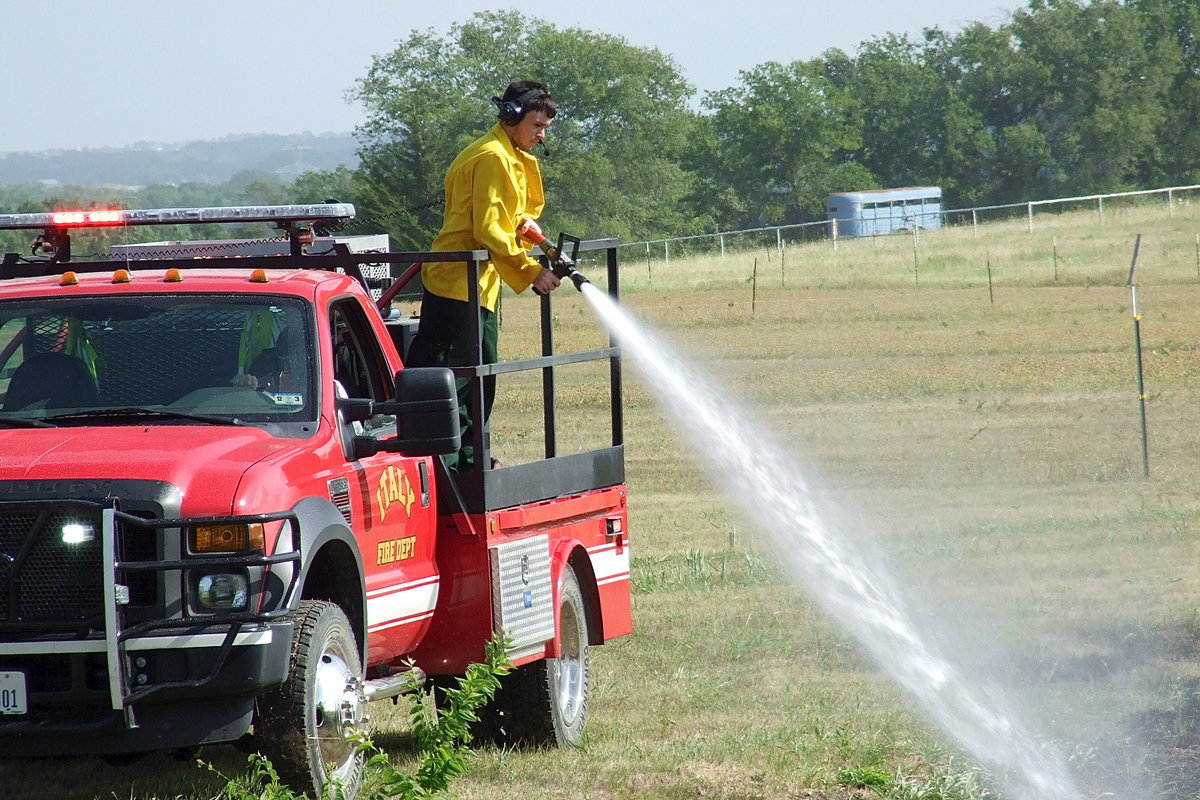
[345,367,461,459]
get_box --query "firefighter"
[407,80,562,471]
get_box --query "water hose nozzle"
[521,229,590,292]
[552,258,590,291]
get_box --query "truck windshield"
[0,295,315,428]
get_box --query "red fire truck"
[0,204,632,796]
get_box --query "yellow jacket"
[422,123,545,311]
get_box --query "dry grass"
[461,204,1200,800]
[8,204,1200,799]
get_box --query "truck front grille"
[0,504,105,627]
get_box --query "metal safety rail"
[357,239,626,513]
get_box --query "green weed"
[207,639,511,800]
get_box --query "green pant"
[406,290,497,471]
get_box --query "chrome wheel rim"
[555,596,586,725]
[313,644,364,782]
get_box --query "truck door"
[327,299,438,665]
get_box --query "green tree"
[698,58,870,228]
[832,35,944,188]
[922,22,1018,205]
[996,0,1172,198]
[350,12,699,247]
[290,166,361,207]
[227,170,289,206]
[1129,0,1200,185]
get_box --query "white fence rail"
[618,184,1200,265]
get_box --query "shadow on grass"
[1009,617,1200,800]
[0,727,429,800]
[0,743,244,800]
[1124,677,1200,800]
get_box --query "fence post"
[986,250,994,305]
[720,234,726,259]
[776,228,782,262]
[751,258,758,313]
[1127,234,1149,478]
[1098,196,1104,224]
[664,240,669,269]
[831,217,839,251]
[972,209,979,238]
[1026,202,1034,233]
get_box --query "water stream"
[581,283,1085,800]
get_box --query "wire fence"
[617,184,1200,268]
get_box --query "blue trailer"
[827,186,943,237]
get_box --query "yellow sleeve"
[471,153,543,294]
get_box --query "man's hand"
[517,218,544,244]
[531,267,562,294]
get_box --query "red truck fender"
[271,495,368,662]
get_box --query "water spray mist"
[580,284,1085,800]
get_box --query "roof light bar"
[0,203,356,231]
[52,210,124,225]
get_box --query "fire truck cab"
[0,204,632,797]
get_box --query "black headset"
[491,87,548,123]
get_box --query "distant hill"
[0,132,359,187]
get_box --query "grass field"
[6,201,1200,799]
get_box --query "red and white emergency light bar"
[0,203,356,230]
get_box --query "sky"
[0,0,1025,154]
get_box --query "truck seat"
[2,351,101,411]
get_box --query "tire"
[475,567,590,747]
[256,600,366,799]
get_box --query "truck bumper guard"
[0,500,302,732]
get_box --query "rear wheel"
[475,567,590,746]
[256,600,366,798]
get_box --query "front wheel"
[475,567,590,746]
[255,600,366,798]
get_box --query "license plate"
[0,671,27,714]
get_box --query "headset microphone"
[539,141,550,157]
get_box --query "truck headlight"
[194,572,249,611]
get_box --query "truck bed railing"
[359,238,626,513]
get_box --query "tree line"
[2,0,1197,251]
